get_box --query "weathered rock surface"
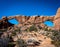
[0,8,60,30]
[0,16,14,29]
[53,8,60,30]
[16,31,55,47]
[7,15,54,30]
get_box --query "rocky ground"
[0,27,56,47]
[15,31,55,47]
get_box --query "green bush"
[14,27,21,33]
[16,39,27,47]
[29,25,38,32]
[0,29,7,32]
[42,29,60,47]
[44,27,48,31]
[8,42,15,47]
[11,32,16,36]
[50,30,60,47]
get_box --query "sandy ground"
[14,31,55,47]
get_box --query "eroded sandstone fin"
[54,8,60,20]
[53,8,60,30]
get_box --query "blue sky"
[0,0,60,26]
[44,21,54,27]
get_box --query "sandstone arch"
[7,15,54,27]
[0,8,60,30]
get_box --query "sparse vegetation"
[16,39,27,47]
[25,25,38,32]
[0,29,7,32]
[0,24,60,47]
[8,42,15,47]
[43,29,60,47]
[50,30,60,47]
[14,27,21,33]
[29,25,38,32]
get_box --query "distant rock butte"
[0,8,60,30]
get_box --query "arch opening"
[8,19,19,25]
[44,20,54,27]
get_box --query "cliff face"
[0,8,60,30]
[53,8,60,30]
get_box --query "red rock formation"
[53,8,60,30]
[8,15,54,24]
[6,15,54,30]
[1,8,60,30]
[0,16,14,29]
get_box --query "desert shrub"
[51,31,60,47]
[41,29,60,47]
[37,25,42,29]
[49,30,60,47]
[44,27,48,31]
[11,31,16,36]
[16,39,27,47]
[0,29,7,32]
[8,42,15,47]
[24,28,30,32]
[29,25,38,32]
[11,28,21,36]
[14,27,21,33]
